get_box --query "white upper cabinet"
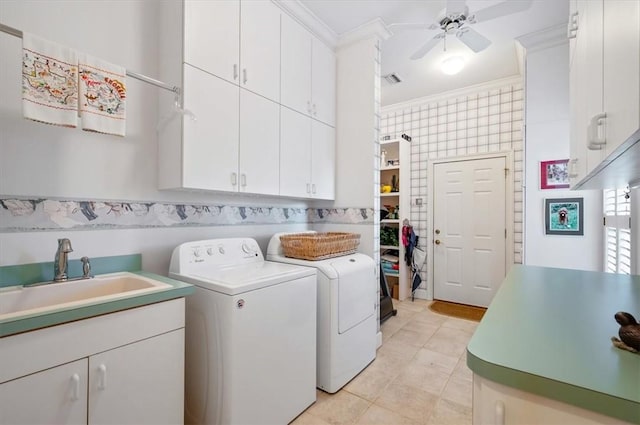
[311,39,336,127]
[311,119,336,199]
[183,0,240,84]
[240,0,281,102]
[159,0,335,197]
[602,0,640,157]
[569,0,640,188]
[280,107,335,200]
[281,13,336,127]
[281,13,313,119]
[183,0,280,102]
[280,107,312,198]
[181,64,240,192]
[239,91,280,196]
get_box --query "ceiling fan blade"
[387,22,434,31]
[410,34,443,60]
[472,0,533,23]
[446,0,467,16]
[456,27,491,52]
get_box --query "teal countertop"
[467,265,640,424]
[0,255,194,338]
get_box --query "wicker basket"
[280,232,361,260]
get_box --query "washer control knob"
[193,249,201,258]
[218,246,225,254]
[206,248,214,256]
[242,242,252,254]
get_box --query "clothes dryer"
[267,232,376,393]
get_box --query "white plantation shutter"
[604,188,631,274]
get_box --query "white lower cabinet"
[0,299,185,425]
[0,359,88,425]
[280,107,335,200]
[473,374,632,425]
[88,330,185,425]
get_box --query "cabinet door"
[240,0,281,102]
[184,0,240,84]
[311,38,336,127]
[0,359,88,425]
[311,119,336,200]
[239,89,280,195]
[88,329,185,425]
[569,0,591,184]
[583,0,606,174]
[183,64,240,192]
[281,13,312,117]
[603,0,640,156]
[281,107,312,198]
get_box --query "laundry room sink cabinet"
[0,299,185,425]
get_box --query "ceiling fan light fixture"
[441,56,465,75]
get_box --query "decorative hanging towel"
[22,32,78,127]
[78,54,126,136]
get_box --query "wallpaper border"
[0,197,374,232]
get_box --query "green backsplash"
[0,254,142,288]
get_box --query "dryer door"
[331,256,376,334]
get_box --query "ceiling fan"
[390,0,533,60]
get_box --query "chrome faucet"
[54,238,73,282]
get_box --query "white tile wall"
[380,82,524,291]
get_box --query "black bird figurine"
[611,312,640,354]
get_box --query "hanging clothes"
[402,224,418,266]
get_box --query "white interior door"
[433,157,507,307]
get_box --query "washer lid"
[170,261,315,295]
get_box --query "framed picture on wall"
[540,159,570,189]
[544,197,584,236]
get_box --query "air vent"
[382,73,402,85]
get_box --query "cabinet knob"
[231,173,237,186]
[233,64,238,80]
[587,113,607,150]
[495,400,505,425]
[98,364,107,390]
[241,173,247,187]
[242,68,248,85]
[70,373,81,401]
[567,11,579,39]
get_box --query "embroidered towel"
[78,54,126,136]
[22,32,78,127]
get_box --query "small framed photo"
[545,197,584,236]
[540,159,570,189]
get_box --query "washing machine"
[267,231,377,393]
[169,238,317,425]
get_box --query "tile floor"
[292,299,478,425]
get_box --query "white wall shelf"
[379,137,411,300]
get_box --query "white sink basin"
[0,272,171,320]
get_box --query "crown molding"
[275,0,338,48]
[381,75,523,114]
[337,17,393,49]
[516,23,568,53]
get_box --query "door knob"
[435,239,441,245]
[435,229,441,234]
